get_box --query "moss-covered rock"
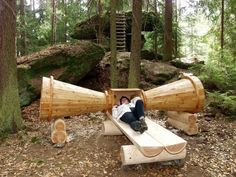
[141,60,178,85]
[71,12,163,51]
[141,50,163,61]
[17,41,105,107]
[100,52,178,88]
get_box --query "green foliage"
[192,50,236,118]
[200,51,236,92]
[207,91,236,116]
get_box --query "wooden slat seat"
[106,112,187,157]
[107,112,164,157]
[145,118,187,154]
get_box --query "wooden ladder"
[116,13,126,52]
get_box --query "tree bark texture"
[20,0,27,56]
[153,0,158,60]
[110,0,118,88]
[98,0,103,44]
[63,0,67,42]
[51,0,56,45]
[164,0,173,61]
[174,0,178,58]
[221,0,224,50]
[128,0,142,88]
[0,0,23,133]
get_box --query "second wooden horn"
[143,75,205,113]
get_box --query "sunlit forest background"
[16,0,236,117]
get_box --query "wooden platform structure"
[39,74,205,165]
[106,111,187,165]
[104,88,187,165]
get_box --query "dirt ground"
[0,101,235,177]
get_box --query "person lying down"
[112,96,148,134]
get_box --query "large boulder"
[141,60,178,85]
[71,12,163,51]
[17,41,105,107]
[99,52,178,88]
[71,12,162,40]
[170,57,204,69]
[141,50,163,61]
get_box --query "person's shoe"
[130,121,142,132]
[140,117,148,132]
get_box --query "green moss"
[17,42,105,106]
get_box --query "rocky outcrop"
[99,52,178,89]
[170,57,204,69]
[141,60,178,85]
[71,12,163,51]
[17,41,105,107]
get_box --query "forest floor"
[0,101,235,177]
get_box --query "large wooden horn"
[40,76,108,121]
[143,74,205,113]
[40,74,205,121]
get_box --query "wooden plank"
[145,118,187,154]
[106,112,164,157]
[121,145,186,166]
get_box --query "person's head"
[120,96,130,105]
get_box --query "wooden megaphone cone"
[40,76,107,121]
[143,73,205,113]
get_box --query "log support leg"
[167,111,198,135]
[120,145,186,166]
[102,120,123,135]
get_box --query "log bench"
[105,112,187,166]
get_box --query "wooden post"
[102,120,123,135]
[167,111,197,124]
[120,145,186,166]
[167,111,198,135]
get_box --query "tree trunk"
[98,0,103,44]
[174,0,178,58]
[63,0,67,42]
[0,0,23,133]
[128,0,142,88]
[110,0,118,88]
[51,0,56,45]
[164,0,173,61]
[221,0,224,50]
[153,0,158,60]
[20,0,27,56]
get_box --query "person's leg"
[120,112,136,124]
[133,100,148,131]
[134,100,145,120]
[120,112,142,132]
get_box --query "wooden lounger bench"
[106,112,187,165]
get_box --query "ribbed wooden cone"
[143,75,205,113]
[40,76,107,121]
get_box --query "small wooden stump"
[167,111,198,135]
[51,119,67,145]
